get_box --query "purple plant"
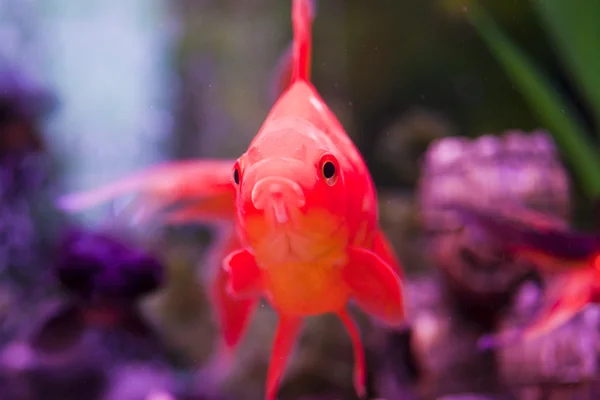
[0,63,57,279]
[0,63,56,126]
[54,228,164,306]
[0,227,171,399]
[23,227,167,358]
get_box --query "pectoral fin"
[342,246,405,326]
[207,231,259,355]
[212,259,259,352]
[223,249,263,298]
[371,229,404,279]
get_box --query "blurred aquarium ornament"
[417,130,571,298]
[28,0,180,224]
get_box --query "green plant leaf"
[532,0,600,132]
[466,3,600,199]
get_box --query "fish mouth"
[269,198,291,225]
[251,177,306,226]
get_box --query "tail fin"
[291,0,314,83]
[57,159,237,225]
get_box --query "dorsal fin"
[268,0,316,103]
[291,0,313,83]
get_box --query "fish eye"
[319,156,338,186]
[323,161,335,179]
[233,164,240,185]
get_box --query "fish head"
[231,119,348,263]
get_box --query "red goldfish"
[58,1,405,398]
[222,0,404,398]
[449,203,600,344]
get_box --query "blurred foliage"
[171,0,575,191]
[466,1,600,202]
[342,0,552,185]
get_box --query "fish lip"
[251,177,306,211]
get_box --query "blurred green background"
[1,0,594,222]
[170,0,599,225]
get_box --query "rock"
[379,276,511,400]
[416,130,571,302]
[495,290,600,392]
